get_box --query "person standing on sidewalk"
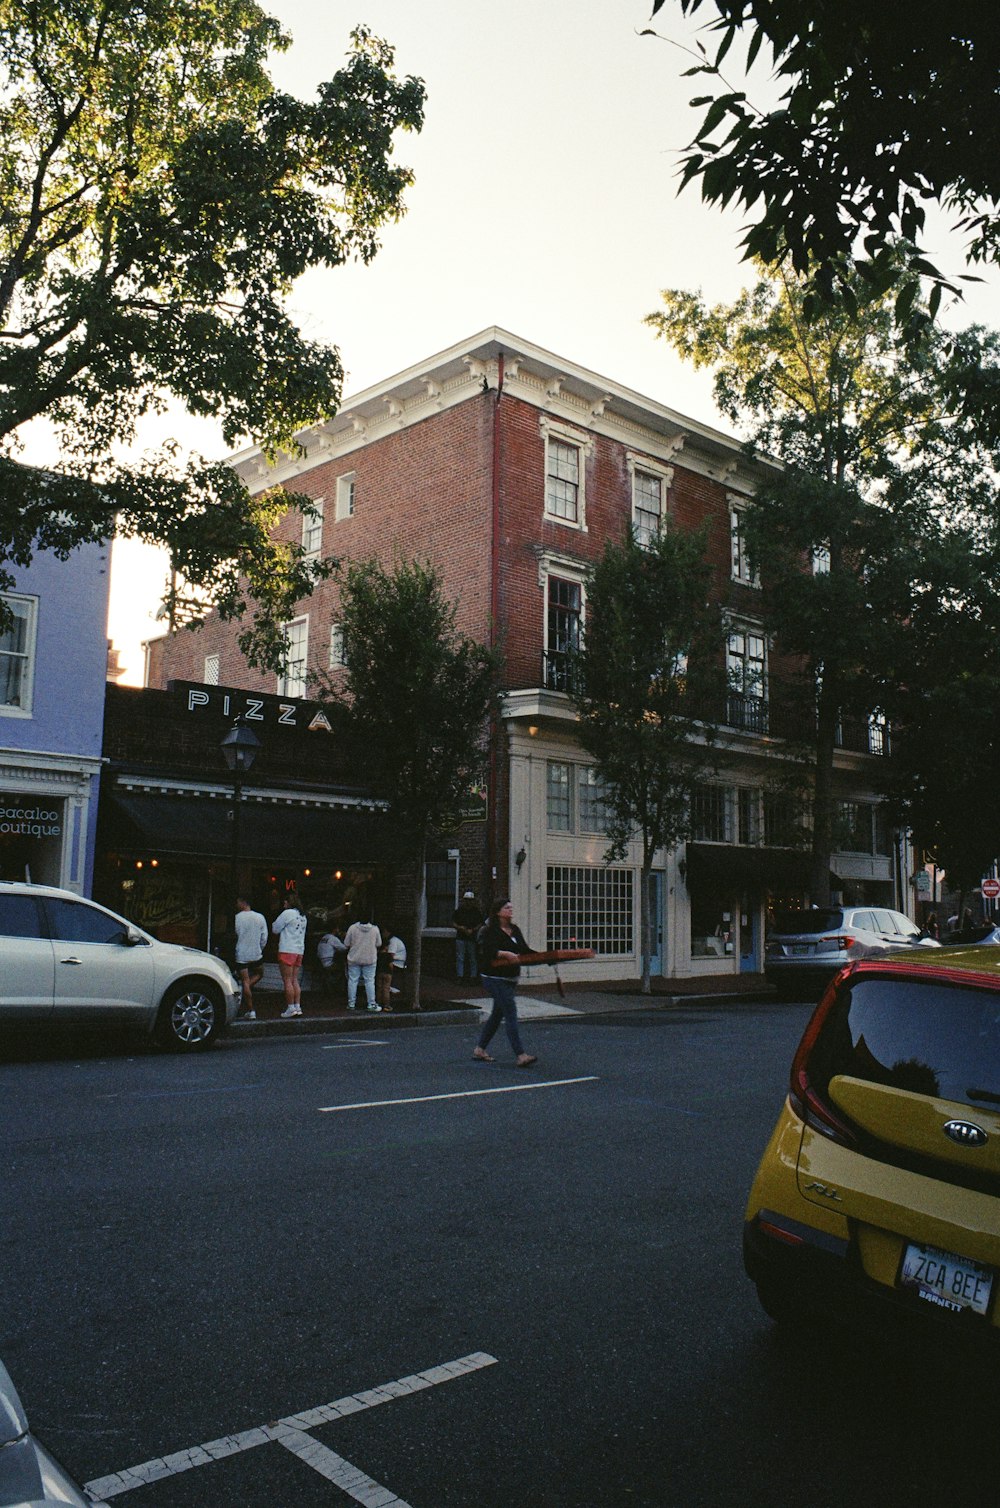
[474,898,537,1068]
[233,896,267,1020]
[453,890,483,980]
[344,917,382,1012]
[272,891,308,1018]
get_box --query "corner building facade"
[146,329,909,982]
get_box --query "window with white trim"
[203,654,220,685]
[726,627,768,733]
[546,762,610,834]
[546,761,572,831]
[302,499,324,557]
[335,472,356,521]
[868,709,889,756]
[547,865,633,955]
[546,438,581,523]
[730,507,759,586]
[812,543,831,575]
[691,786,730,843]
[579,765,610,833]
[0,594,37,714]
[278,616,309,699]
[545,575,582,691]
[632,468,664,546]
[328,623,346,669]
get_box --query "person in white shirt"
[343,918,382,1011]
[272,892,308,1018]
[233,896,268,1020]
[316,926,347,994]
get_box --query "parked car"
[744,951,1000,1346]
[0,1353,90,1506]
[0,881,239,1050]
[943,922,1000,946]
[764,905,939,995]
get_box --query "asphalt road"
[1,1005,996,1507]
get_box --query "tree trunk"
[640,847,653,994]
[810,678,841,908]
[409,837,427,1010]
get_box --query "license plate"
[899,1242,995,1318]
[789,944,812,957]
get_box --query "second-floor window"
[302,500,324,557]
[0,594,37,714]
[730,508,759,586]
[632,469,663,546]
[546,761,610,834]
[278,616,309,699]
[691,786,729,843]
[546,439,582,524]
[545,575,582,691]
[727,628,768,732]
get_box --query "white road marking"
[84,1352,497,1502]
[318,1077,599,1112]
[321,1040,390,1049]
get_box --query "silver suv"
[765,905,940,996]
[0,882,239,1050]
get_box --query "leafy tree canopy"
[0,1,424,666]
[648,1,1000,314]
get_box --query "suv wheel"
[156,981,222,1051]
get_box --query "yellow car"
[744,949,1000,1344]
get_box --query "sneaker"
[367,1003,383,1012]
[347,1003,357,1010]
[281,1006,302,1019]
[239,1011,256,1022]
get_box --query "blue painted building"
[0,542,111,893]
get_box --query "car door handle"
[59,957,84,965]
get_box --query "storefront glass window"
[690,889,734,959]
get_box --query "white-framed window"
[546,761,572,831]
[335,472,356,521]
[545,575,582,691]
[868,709,889,756]
[540,417,592,531]
[0,594,37,715]
[730,505,759,586]
[812,543,831,575]
[302,499,324,557]
[579,766,610,833]
[424,855,458,928]
[726,626,768,733]
[691,786,730,843]
[328,622,346,669]
[547,865,633,955]
[627,455,672,548]
[203,653,220,686]
[278,616,309,699]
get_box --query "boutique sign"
[0,800,63,838]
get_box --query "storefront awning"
[685,842,815,893]
[102,790,392,864]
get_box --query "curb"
[228,1007,481,1038]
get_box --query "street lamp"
[220,716,261,899]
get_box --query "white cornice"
[229,326,773,495]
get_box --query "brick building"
[143,328,907,980]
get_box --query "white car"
[0,881,239,1050]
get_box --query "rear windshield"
[810,976,1000,1109]
[772,909,843,935]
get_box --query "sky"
[101,0,1000,683]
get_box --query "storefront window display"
[0,795,65,884]
[690,889,735,960]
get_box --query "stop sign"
[982,878,1000,898]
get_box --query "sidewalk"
[229,968,776,1038]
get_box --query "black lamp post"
[220,716,261,899]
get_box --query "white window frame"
[335,472,356,521]
[203,653,220,686]
[726,623,768,732]
[537,552,587,693]
[729,499,760,587]
[278,615,309,699]
[540,416,592,532]
[328,622,346,669]
[0,593,38,717]
[301,499,324,557]
[627,454,673,548]
[812,543,831,575]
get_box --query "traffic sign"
[981,877,1000,899]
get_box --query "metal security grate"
[546,865,633,955]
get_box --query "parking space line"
[318,1077,599,1113]
[84,1352,497,1501]
[271,1422,413,1506]
[321,1041,390,1049]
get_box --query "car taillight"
[820,933,855,951]
[788,983,858,1147]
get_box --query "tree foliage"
[571,523,725,991]
[315,557,504,1008]
[649,1,1000,311]
[649,262,1000,904]
[0,1,425,666]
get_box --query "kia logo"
[942,1119,988,1148]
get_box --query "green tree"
[571,523,725,993]
[315,558,503,1010]
[646,2,1000,314]
[647,263,984,905]
[0,2,424,667]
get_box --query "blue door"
[739,896,759,973]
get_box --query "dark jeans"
[477,974,525,1057]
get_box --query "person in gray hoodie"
[344,918,382,1011]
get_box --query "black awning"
[685,842,814,893]
[102,790,392,864]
